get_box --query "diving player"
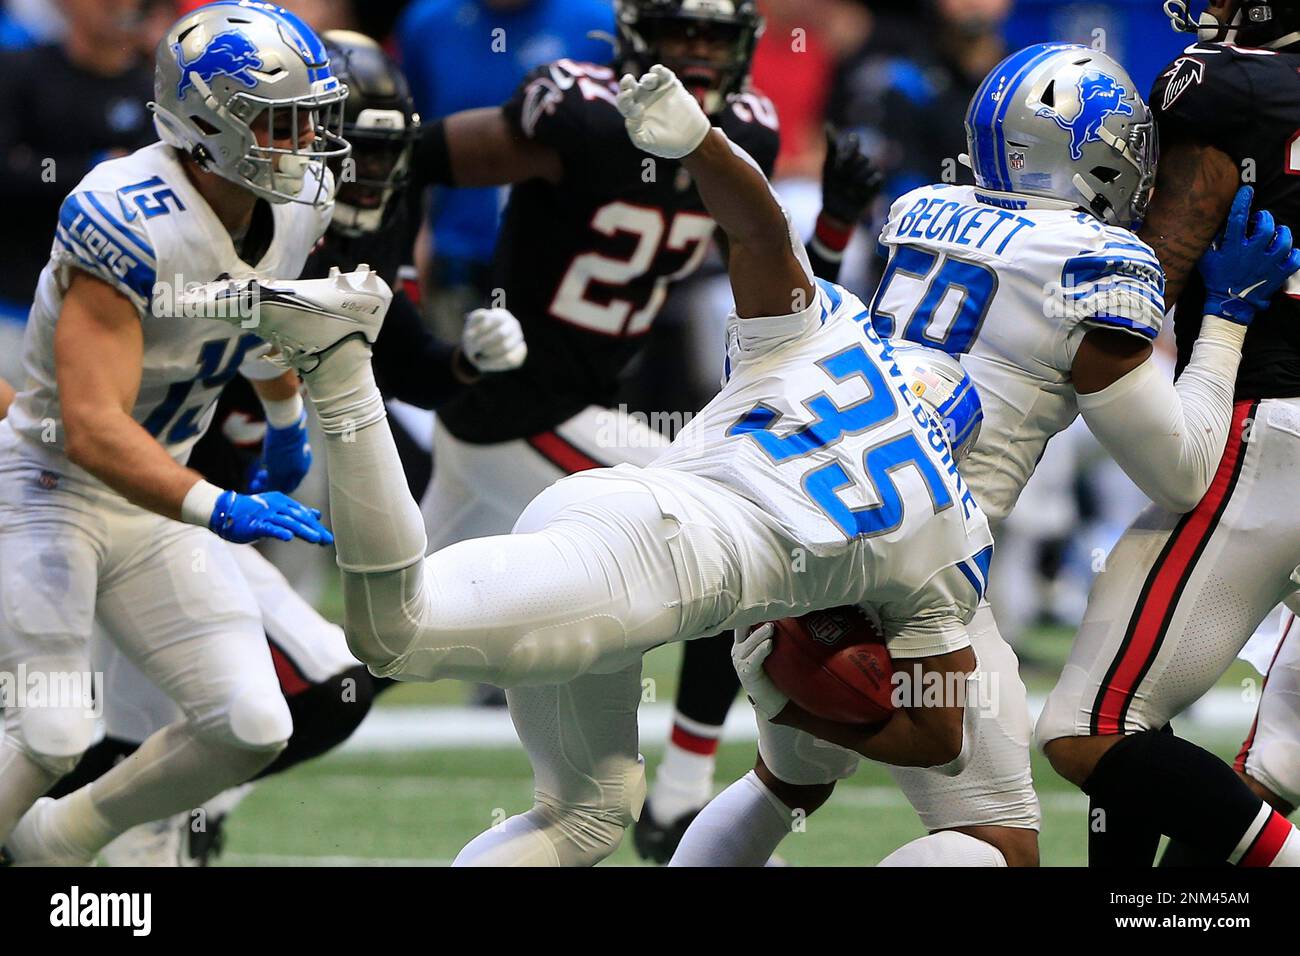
[0,1,340,864]
[1041,0,1300,867]
[191,64,1003,868]
[409,0,780,848]
[671,42,1299,867]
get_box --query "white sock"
[45,723,275,859]
[878,830,1007,867]
[668,771,793,866]
[0,739,60,844]
[302,340,426,575]
[453,811,562,867]
[649,721,719,824]
[452,805,622,868]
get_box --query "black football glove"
[820,125,884,226]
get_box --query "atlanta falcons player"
[1041,0,1300,867]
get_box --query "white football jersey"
[875,183,1165,524]
[6,141,332,473]
[652,275,993,637]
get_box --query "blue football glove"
[209,490,333,546]
[1199,185,1300,324]
[248,410,312,494]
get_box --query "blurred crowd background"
[0,0,1193,660]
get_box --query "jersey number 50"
[870,247,997,355]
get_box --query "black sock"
[1158,838,1232,867]
[675,630,741,727]
[1087,795,1162,867]
[253,665,375,780]
[46,736,139,799]
[1082,729,1265,862]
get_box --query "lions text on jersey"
[873,183,1165,523]
[5,141,333,477]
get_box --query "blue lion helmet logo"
[1035,71,1134,162]
[174,31,264,98]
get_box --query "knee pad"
[10,706,97,777]
[202,686,293,752]
[534,754,647,867]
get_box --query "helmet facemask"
[225,82,350,205]
[1164,0,1300,49]
[614,0,763,116]
[331,107,418,236]
[1075,109,1158,230]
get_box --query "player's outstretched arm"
[412,108,563,191]
[618,65,814,320]
[1074,186,1300,513]
[55,272,332,546]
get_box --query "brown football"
[761,605,895,724]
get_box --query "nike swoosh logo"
[1229,280,1268,298]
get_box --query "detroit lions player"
[191,64,1003,867]
[0,1,343,864]
[671,43,1300,867]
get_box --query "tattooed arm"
[1138,137,1240,307]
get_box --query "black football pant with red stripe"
[1038,399,1300,866]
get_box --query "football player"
[407,0,781,854]
[38,30,531,866]
[191,64,1004,868]
[0,1,341,864]
[1040,1,1300,867]
[671,42,1299,867]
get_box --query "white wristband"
[261,392,304,430]
[181,478,225,528]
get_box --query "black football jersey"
[436,58,781,444]
[1151,43,1300,400]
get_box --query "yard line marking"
[342,690,1255,752]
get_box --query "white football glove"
[616,64,712,160]
[462,307,527,373]
[733,623,789,721]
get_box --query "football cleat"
[178,265,393,373]
[4,797,95,866]
[632,797,700,864]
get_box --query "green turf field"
[212,626,1259,867]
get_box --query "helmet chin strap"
[1197,7,1243,43]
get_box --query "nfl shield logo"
[1009,151,1026,171]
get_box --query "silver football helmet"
[887,342,983,462]
[150,0,349,206]
[962,43,1156,230]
